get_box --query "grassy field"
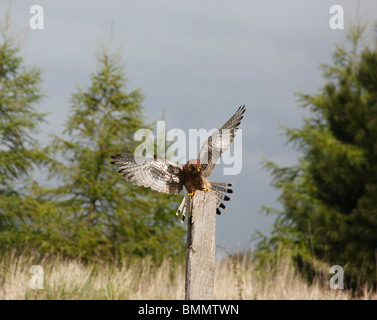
[0,251,375,300]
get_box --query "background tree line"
[258,23,377,292]
[2,9,377,294]
[0,16,185,263]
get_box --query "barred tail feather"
[176,184,231,220]
[210,181,233,195]
[215,198,227,215]
[210,182,233,215]
[213,190,231,201]
[210,182,233,187]
[211,185,233,194]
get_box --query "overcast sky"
[2,0,377,254]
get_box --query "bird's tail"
[176,182,233,221]
[209,181,233,215]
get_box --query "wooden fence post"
[185,190,217,300]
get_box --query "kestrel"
[110,105,245,221]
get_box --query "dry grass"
[0,252,375,300]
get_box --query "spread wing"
[198,105,246,177]
[110,154,184,194]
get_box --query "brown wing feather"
[198,105,246,177]
[110,154,184,194]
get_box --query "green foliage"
[257,23,377,291]
[0,15,49,249]
[0,13,185,263]
[46,43,185,263]
[0,20,46,190]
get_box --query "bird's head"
[185,159,201,173]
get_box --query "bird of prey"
[110,105,246,221]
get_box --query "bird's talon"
[203,188,213,192]
[188,192,195,196]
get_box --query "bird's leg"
[181,193,193,223]
[184,192,194,223]
[202,188,213,191]
[176,196,186,216]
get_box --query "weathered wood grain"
[185,191,217,300]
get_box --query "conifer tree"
[50,44,185,262]
[0,13,48,248]
[258,24,377,290]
